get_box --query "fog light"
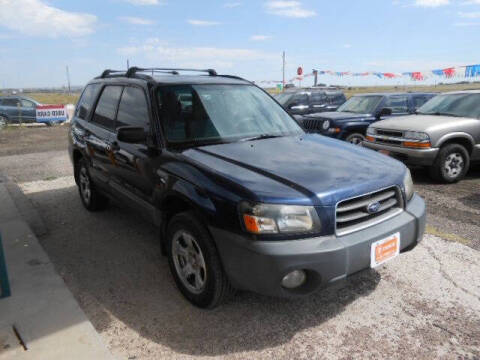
[281,270,306,289]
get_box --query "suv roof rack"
[125,67,217,77]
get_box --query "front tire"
[345,133,365,145]
[76,159,109,211]
[167,212,232,308]
[429,144,470,183]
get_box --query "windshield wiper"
[240,134,283,142]
[424,112,462,117]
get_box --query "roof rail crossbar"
[126,67,217,77]
[98,69,126,78]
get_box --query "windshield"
[417,93,480,119]
[337,95,383,114]
[157,84,303,146]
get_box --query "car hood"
[371,114,476,132]
[182,134,405,206]
[307,111,372,121]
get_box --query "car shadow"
[28,184,381,357]
[410,165,480,186]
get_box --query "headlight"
[403,168,414,202]
[366,127,375,136]
[404,131,429,141]
[239,202,321,234]
[322,120,330,130]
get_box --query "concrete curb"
[0,183,114,360]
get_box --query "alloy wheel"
[172,230,207,294]
[79,167,92,205]
[444,153,464,178]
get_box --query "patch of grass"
[425,224,471,245]
[26,92,80,105]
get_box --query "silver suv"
[363,91,480,183]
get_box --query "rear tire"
[166,212,232,308]
[345,133,365,145]
[428,143,470,183]
[76,159,109,211]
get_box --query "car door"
[85,85,123,187]
[19,98,37,123]
[109,86,156,212]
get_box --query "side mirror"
[117,126,147,144]
[378,108,392,118]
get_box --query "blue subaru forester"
[69,68,426,308]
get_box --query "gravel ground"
[1,128,479,359]
[15,175,480,359]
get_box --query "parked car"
[299,92,436,145]
[69,67,426,308]
[275,88,347,116]
[0,95,40,126]
[364,91,480,183]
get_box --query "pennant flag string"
[286,64,480,83]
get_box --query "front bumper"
[211,193,426,298]
[363,141,439,166]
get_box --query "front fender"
[435,132,475,148]
[157,179,217,226]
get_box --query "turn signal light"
[366,136,375,142]
[403,141,431,149]
[243,214,277,234]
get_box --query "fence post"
[0,234,10,298]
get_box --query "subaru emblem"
[366,201,381,214]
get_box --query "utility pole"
[282,51,286,91]
[66,66,71,95]
[127,59,130,70]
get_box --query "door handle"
[107,141,120,152]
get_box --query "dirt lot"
[1,127,479,359]
[0,126,68,157]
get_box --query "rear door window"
[91,86,123,131]
[384,95,409,114]
[328,93,346,105]
[116,87,150,130]
[76,83,101,120]
[310,92,327,105]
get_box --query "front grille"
[375,138,402,146]
[336,187,403,236]
[376,129,403,137]
[303,118,326,132]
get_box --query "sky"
[0,0,479,88]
